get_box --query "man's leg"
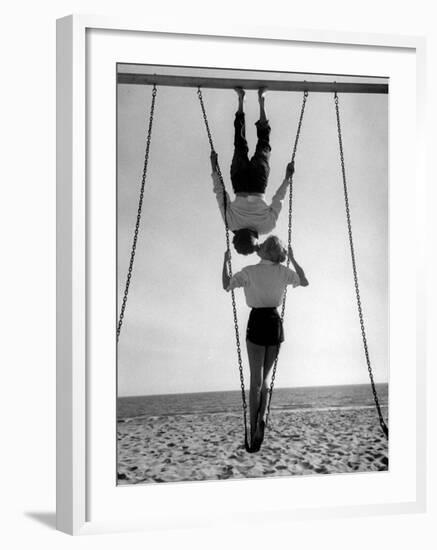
[230,88,250,193]
[249,88,271,194]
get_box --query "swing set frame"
[116,75,389,449]
[117,71,389,94]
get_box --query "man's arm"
[222,250,231,290]
[210,150,219,173]
[270,162,295,216]
[288,246,309,287]
[210,151,231,224]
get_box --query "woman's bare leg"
[246,340,265,444]
[258,344,280,424]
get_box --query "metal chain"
[197,88,250,450]
[117,85,157,342]
[334,92,388,439]
[265,91,309,427]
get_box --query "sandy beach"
[117,406,388,484]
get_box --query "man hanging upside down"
[210,87,295,255]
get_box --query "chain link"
[265,90,309,427]
[197,88,250,450]
[334,92,388,439]
[117,85,157,342]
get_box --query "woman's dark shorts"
[246,307,284,346]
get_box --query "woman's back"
[229,260,300,308]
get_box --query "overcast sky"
[117,66,388,397]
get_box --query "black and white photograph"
[116,64,389,485]
[2,0,434,542]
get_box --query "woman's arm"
[222,250,231,290]
[288,246,309,287]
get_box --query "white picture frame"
[56,14,427,535]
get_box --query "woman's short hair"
[260,236,287,263]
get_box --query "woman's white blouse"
[227,260,300,308]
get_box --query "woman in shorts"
[222,236,309,451]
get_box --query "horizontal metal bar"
[117,73,388,94]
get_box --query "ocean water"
[117,383,388,420]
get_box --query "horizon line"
[118,380,389,399]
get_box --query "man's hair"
[260,235,287,263]
[232,228,259,255]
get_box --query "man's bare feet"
[235,87,245,113]
[258,87,267,102]
[235,87,245,99]
[258,87,267,123]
